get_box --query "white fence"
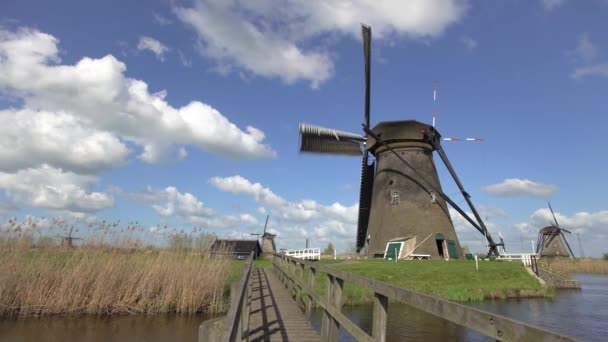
[496,253,537,266]
[282,248,321,260]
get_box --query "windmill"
[251,215,276,254]
[298,24,501,258]
[57,225,82,248]
[535,202,575,258]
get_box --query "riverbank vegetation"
[0,235,235,317]
[540,257,608,275]
[297,259,549,305]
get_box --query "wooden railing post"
[240,275,251,341]
[372,292,388,342]
[321,274,334,340]
[329,277,344,342]
[305,267,316,319]
[297,263,305,306]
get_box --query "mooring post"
[373,292,388,342]
[321,274,335,340]
[305,267,316,319]
[329,277,344,342]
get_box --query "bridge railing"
[199,251,254,342]
[273,253,578,342]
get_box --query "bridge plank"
[247,267,320,342]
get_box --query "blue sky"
[0,0,606,256]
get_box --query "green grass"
[295,259,550,304]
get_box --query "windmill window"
[391,191,400,205]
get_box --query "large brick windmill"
[299,25,500,258]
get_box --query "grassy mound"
[300,259,549,304]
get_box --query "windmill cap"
[371,120,439,141]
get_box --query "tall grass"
[540,258,608,275]
[0,236,234,317]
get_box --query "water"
[0,314,206,342]
[310,274,608,341]
[1,274,606,341]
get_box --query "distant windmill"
[536,202,575,258]
[298,25,500,258]
[57,226,82,248]
[251,215,276,254]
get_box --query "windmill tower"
[536,202,575,258]
[299,25,500,258]
[251,215,276,254]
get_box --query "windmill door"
[447,240,458,259]
[384,242,402,260]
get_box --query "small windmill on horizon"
[536,202,575,258]
[251,215,276,254]
[57,225,82,248]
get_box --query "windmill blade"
[299,123,364,155]
[561,232,576,258]
[263,215,269,235]
[536,234,543,254]
[362,24,371,129]
[356,24,374,253]
[356,158,374,251]
[545,232,559,247]
[561,228,572,234]
[499,232,506,253]
[547,201,561,228]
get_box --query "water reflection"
[0,314,206,342]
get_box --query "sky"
[0,0,607,256]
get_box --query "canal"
[309,274,607,341]
[0,274,605,341]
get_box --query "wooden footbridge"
[199,253,579,342]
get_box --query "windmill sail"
[299,123,364,155]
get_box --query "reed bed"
[539,258,608,275]
[0,237,234,317]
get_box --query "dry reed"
[539,258,608,275]
[0,237,234,317]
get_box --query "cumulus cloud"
[0,165,113,213]
[0,109,129,173]
[482,179,559,198]
[209,175,358,250]
[127,186,260,230]
[137,36,169,61]
[210,175,358,224]
[174,0,468,87]
[0,28,276,169]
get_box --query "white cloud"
[152,12,172,26]
[0,165,113,213]
[572,63,608,79]
[174,0,468,87]
[0,28,276,168]
[462,36,477,49]
[541,0,566,11]
[209,175,358,251]
[137,36,169,61]
[0,108,129,173]
[482,178,558,198]
[127,186,260,230]
[568,33,608,79]
[569,33,597,64]
[209,175,358,224]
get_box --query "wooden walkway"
[247,267,320,342]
